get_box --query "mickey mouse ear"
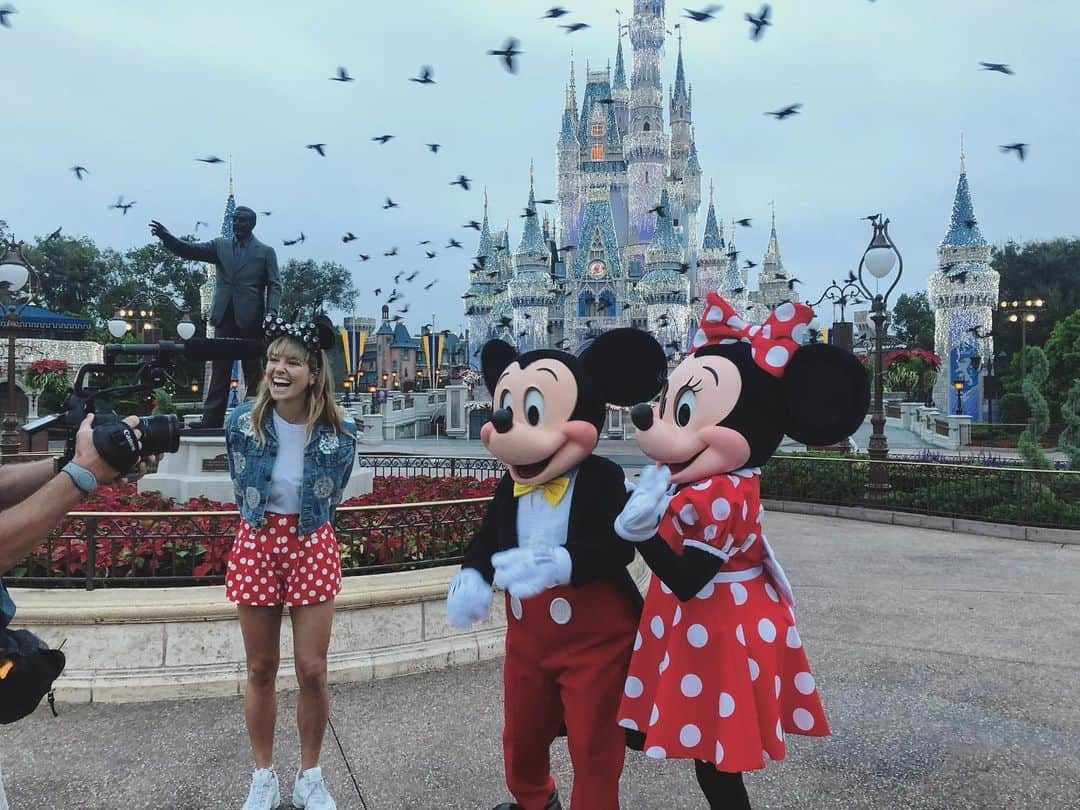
[313,313,337,351]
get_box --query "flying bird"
[521,207,537,218]
[0,5,15,28]
[684,5,723,22]
[70,165,89,180]
[384,246,399,256]
[735,218,752,227]
[786,278,801,290]
[342,232,357,243]
[765,103,801,120]
[405,271,419,282]
[330,66,354,82]
[541,7,570,19]
[418,240,432,245]
[746,4,771,40]
[372,134,394,144]
[979,62,1013,75]
[259,210,272,216]
[109,196,136,215]
[862,213,881,223]
[46,226,62,242]
[425,250,437,259]
[373,288,382,297]
[283,232,305,246]
[464,220,482,231]
[306,143,327,156]
[410,65,436,85]
[648,204,666,217]
[560,22,590,33]
[450,175,471,190]
[744,259,757,269]
[383,197,399,209]
[358,254,370,261]
[196,155,224,164]
[424,280,438,290]
[194,220,209,231]
[487,38,523,74]
[999,142,1027,161]
[447,238,464,249]
[535,198,555,205]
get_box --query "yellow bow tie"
[513,475,571,506]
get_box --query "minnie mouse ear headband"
[263,312,337,363]
[690,292,816,378]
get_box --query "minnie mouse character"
[613,293,870,808]
[446,329,667,810]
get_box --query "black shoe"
[492,791,561,810]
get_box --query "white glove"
[614,464,674,542]
[446,567,493,628]
[491,546,572,600]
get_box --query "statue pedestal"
[139,433,373,504]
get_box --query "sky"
[2,0,1078,335]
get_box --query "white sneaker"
[241,767,281,810]
[292,765,337,810]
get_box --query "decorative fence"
[355,455,506,481]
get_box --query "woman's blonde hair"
[249,336,346,445]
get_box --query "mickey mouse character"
[446,329,666,810]
[613,293,870,809]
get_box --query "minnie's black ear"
[314,313,337,352]
[481,339,518,395]
[781,343,870,446]
[579,328,667,406]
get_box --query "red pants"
[502,580,639,810]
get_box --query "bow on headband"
[690,292,816,378]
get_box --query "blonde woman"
[225,314,356,810]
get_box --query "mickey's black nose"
[630,402,654,431]
[490,408,514,434]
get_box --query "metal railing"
[355,455,506,480]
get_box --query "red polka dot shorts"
[226,513,342,607]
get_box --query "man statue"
[149,207,281,428]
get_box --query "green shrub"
[1060,379,1080,470]
[1018,347,1052,469]
[999,392,1029,423]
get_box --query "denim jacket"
[224,402,357,535]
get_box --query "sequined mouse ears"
[263,312,322,349]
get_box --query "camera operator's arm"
[0,459,59,511]
[149,221,217,263]
[0,415,139,573]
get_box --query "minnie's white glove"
[615,464,674,542]
[492,546,572,600]
[445,567,493,628]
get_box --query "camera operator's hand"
[149,220,172,241]
[72,414,144,484]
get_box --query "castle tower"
[625,0,669,249]
[725,220,752,318]
[465,189,498,365]
[564,185,628,345]
[641,189,691,354]
[557,57,582,251]
[665,30,702,276]
[510,162,555,351]
[669,29,692,169]
[927,143,999,417]
[696,180,726,299]
[753,203,799,312]
[612,22,630,137]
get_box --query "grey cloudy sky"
[3,0,1078,333]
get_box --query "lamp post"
[853,216,904,498]
[342,376,353,406]
[107,292,196,343]
[0,239,36,455]
[810,277,867,352]
[997,298,1043,382]
[953,379,964,415]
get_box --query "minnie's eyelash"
[686,376,704,393]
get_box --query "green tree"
[278,259,357,318]
[1017,346,1052,469]
[1040,309,1080,420]
[891,291,935,350]
[1059,379,1080,470]
[25,233,112,316]
[993,238,1080,356]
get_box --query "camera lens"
[137,414,181,455]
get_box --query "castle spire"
[960,131,966,174]
[674,25,687,101]
[702,180,723,251]
[613,16,627,90]
[227,154,234,198]
[477,187,494,259]
[764,201,781,263]
[941,151,988,248]
[517,161,546,256]
[220,161,236,238]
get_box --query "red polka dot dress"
[617,471,829,772]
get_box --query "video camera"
[38,336,264,469]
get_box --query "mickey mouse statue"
[446,329,667,810]
[613,293,870,809]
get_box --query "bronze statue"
[150,207,281,428]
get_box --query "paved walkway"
[3,513,1078,809]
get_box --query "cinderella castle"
[464,0,797,364]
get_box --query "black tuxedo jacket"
[462,454,642,611]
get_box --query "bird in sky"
[383,197,399,209]
[1000,142,1027,161]
[786,278,801,290]
[541,7,570,19]
[521,207,537,218]
[735,218,752,227]
[194,220,209,231]
[46,226,62,242]
[450,175,471,190]
[330,66,354,82]
[358,254,370,262]
[424,280,438,290]
[283,232,305,246]
[746,4,771,39]
[418,239,431,245]
[427,143,441,153]
[410,65,435,85]
[196,155,224,164]
[425,251,437,259]
[979,62,1013,75]
[259,210,272,216]
[862,213,881,223]
[561,22,590,33]
[372,134,394,144]
[447,238,464,249]
[622,303,632,311]
[306,143,327,156]
[487,38,522,74]
[385,247,399,256]
[535,198,555,205]
[0,5,16,28]
[109,195,136,215]
[405,271,419,282]
[70,165,89,180]
[684,5,723,22]
[342,232,357,243]
[464,220,482,231]
[844,270,857,283]
[373,288,382,297]
[744,259,757,269]
[648,204,666,217]
[964,218,978,229]
[584,319,594,329]
[596,97,615,106]
[765,103,801,120]
[462,293,477,300]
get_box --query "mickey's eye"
[674,388,696,428]
[524,388,544,426]
[499,389,513,412]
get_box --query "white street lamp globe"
[176,314,196,341]
[0,245,31,293]
[107,314,128,339]
[864,247,897,279]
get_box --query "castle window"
[643,121,651,132]
[591,123,604,137]
[591,144,604,161]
